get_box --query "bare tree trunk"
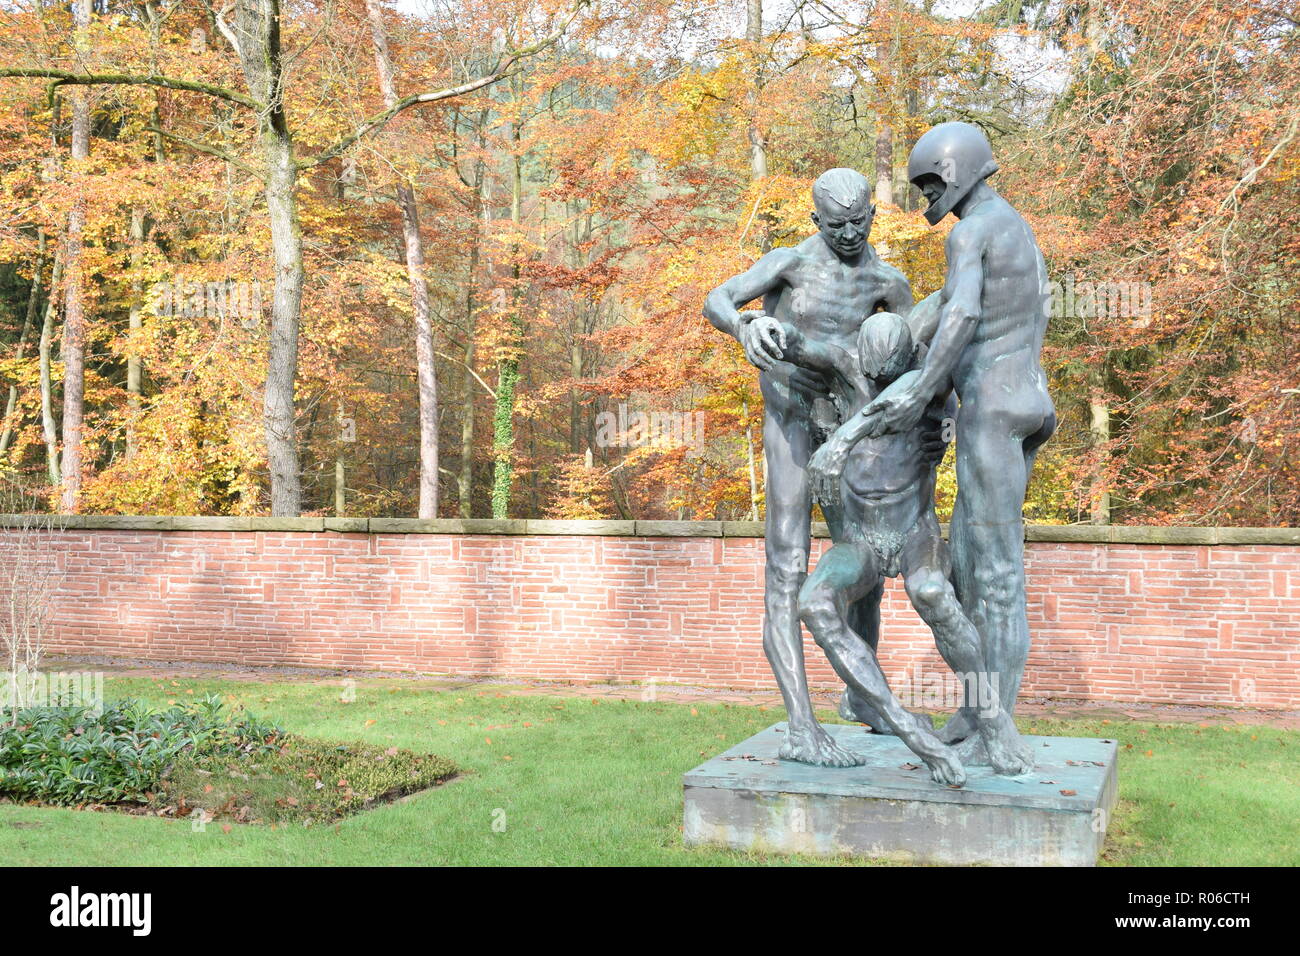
[742,398,759,521]
[566,207,587,454]
[334,455,345,515]
[874,118,893,207]
[903,84,920,211]
[39,252,64,488]
[126,207,145,458]
[874,0,897,208]
[569,341,583,454]
[261,130,303,516]
[366,0,439,518]
[746,0,767,181]
[0,232,44,455]
[744,0,769,511]
[459,333,477,517]
[1084,0,1110,525]
[1089,371,1111,524]
[232,0,303,516]
[59,0,92,512]
[459,231,479,518]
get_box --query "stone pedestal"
[683,722,1118,866]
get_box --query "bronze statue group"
[704,122,1056,785]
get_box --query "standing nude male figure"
[703,168,913,767]
[809,123,1056,747]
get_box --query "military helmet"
[906,121,999,225]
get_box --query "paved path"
[47,655,1300,730]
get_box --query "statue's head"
[857,311,913,385]
[811,168,873,259]
[907,121,998,226]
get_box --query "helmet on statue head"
[907,121,998,226]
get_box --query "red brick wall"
[21,529,1299,708]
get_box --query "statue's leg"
[936,487,980,745]
[900,513,1033,775]
[839,582,899,729]
[952,401,1035,715]
[798,543,964,787]
[763,402,863,768]
[823,500,892,729]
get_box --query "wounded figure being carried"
[779,311,1034,786]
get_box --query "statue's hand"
[920,413,950,465]
[788,366,833,404]
[807,436,849,507]
[740,313,786,371]
[863,386,928,439]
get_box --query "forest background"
[0,0,1294,525]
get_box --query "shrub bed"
[0,696,456,823]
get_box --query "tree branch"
[0,68,263,111]
[298,0,589,170]
[146,125,265,180]
[437,351,497,400]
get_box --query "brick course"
[9,527,1298,708]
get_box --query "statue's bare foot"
[978,711,1035,776]
[936,706,978,744]
[908,731,966,787]
[839,686,934,735]
[892,714,965,786]
[779,724,866,767]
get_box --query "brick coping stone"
[2,514,1297,545]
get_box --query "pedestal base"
[683,722,1118,866]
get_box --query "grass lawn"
[0,675,1294,866]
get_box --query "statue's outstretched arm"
[779,323,856,380]
[702,248,796,341]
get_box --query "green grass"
[0,676,1294,865]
